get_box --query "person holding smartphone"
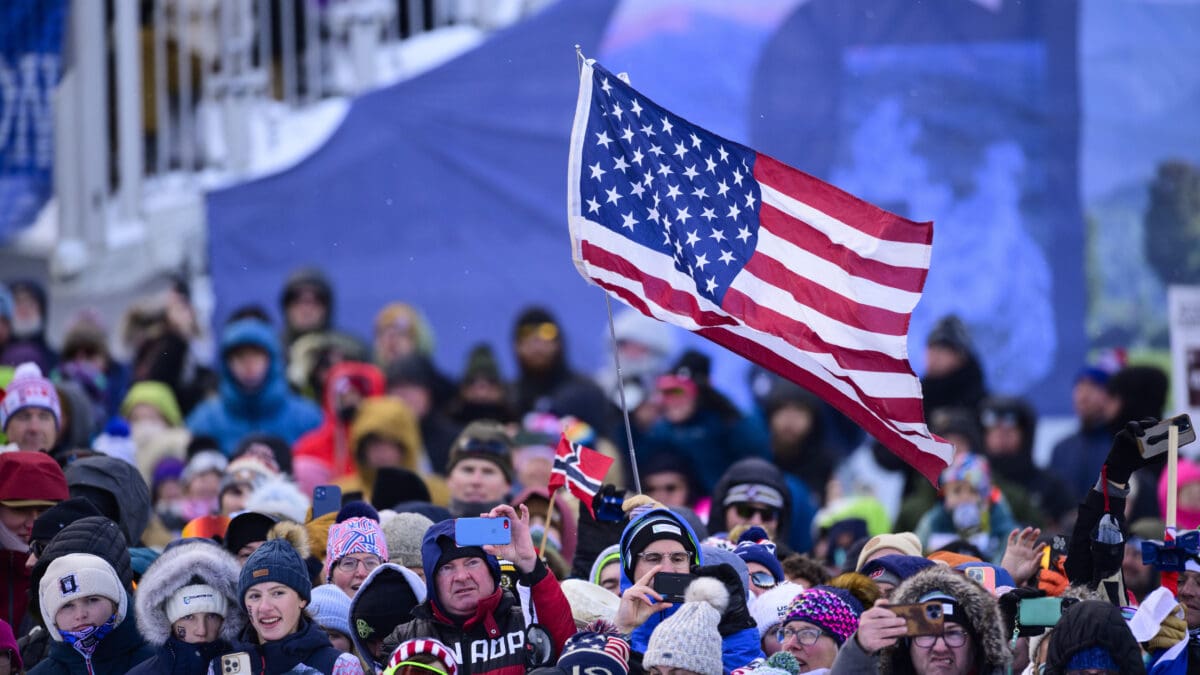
[614,503,762,673]
[830,566,1010,675]
[380,505,575,675]
[214,523,363,674]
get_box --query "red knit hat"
[0,451,68,507]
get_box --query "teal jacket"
[186,319,322,454]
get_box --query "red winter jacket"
[293,362,385,484]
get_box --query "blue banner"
[0,0,67,243]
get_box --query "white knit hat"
[1,362,61,431]
[749,581,804,638]
[39,553,127,641]
[165,584,228,625]
[644,577,728,675]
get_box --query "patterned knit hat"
[385,637,460,675]
[733,526,784,583]
[781,586,863,646]
[557,620,631,675]
[324,516,389,581]
[939,452,991,497]
[644,577,728,675]
[1,362,61,431]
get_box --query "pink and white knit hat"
[323,516,388,580]
[1,362,61,430]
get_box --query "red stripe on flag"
[755,154,933,245]
[740,252,911,336]
[758,203,929,294]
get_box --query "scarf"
[61,615,118,661]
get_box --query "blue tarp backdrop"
[207,0,1200,415]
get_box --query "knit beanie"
[749,582,804,637]
[1,362,61,430]
[224,511,278,556]
[643,577,728,675]
[336,501,380,524]
[855,532,923,571]
[39,553,127,641]
[165,584,227,624]
[781,586,863,646]
[182,451,228,486]
[309,584,353,638]
[447,420,514,484]
[861,555,936,589]
[386,637,460,675]
[733,526,784,582]
[239,522,311,605]
[372,467,432,511]
[557,620,631,675]
[589,544,621,586]
[381,511,434,568]
[324,516,389,581]
[120,381,183,428]
[939,452,991,496]
[0,451,68,507]
[622,510,700,581]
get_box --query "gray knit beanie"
[381,511,434,568]
[643,577,728,675]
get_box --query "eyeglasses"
[637,551,691,566]
[775,626,826,646]
[336,555,382,574]
[517,322,559,341]
[749,570,778,590]
[733,503,779,522]
[912,628,968,648]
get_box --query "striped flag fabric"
[566,60,954,482]
[548,433,613,515]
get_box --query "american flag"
[548,433,613,516]
[566,60,954,483]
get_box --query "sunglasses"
[750,570,778,589]
[733,503,779,522]
[518,322,559,341]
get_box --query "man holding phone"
[380,504,574,675]
[830,566,1010,675]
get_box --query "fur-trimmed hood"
[883,566,1011,674]
[135,539,244,645]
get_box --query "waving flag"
[549,433,613,515]
[566,60,954,483]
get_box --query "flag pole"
[605,292,642,494]
[539,489,557,558]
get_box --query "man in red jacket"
[382,504,575,675]
[0,452,68,629]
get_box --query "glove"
[1148,607,1188,652]
[692,563,755,637]
[998,587,1047,638]
[1102,418,1160,485]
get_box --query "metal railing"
[50,0,544,280]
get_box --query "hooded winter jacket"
[348,563,427,672]
[335,397,449,505]
[186,319,322,454]
[213,618,362,675]
[64,455,151,546]
[381,520,575,675]
[831,565,1011,675]
[293,362,386,485]
[128,540,243,675]
[618,507,763,672]
[1042,600,1144,675]
[708,457,813,553]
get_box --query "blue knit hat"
[860,555,936,588]
[733,526,784,582]
[1066,646,1117,671]
[309,584,352,638]
[239,524,311,605]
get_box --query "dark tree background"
[1145,160,1200,285]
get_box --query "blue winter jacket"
[619,508,763,672]
[28,611,154,675]
[185,319,322,454]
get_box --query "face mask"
[952,501,982,532]
[131,418,168,437]
[11,314,42,338]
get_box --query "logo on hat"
[357,618,375,639]
[184,592,214,605]
[59,574,78,596]
[869,568,885,579]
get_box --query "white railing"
[47,0,544,284]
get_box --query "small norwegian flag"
[548,433,613,517]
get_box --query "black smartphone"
[652,572,693,604]
[595,488,627,522]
